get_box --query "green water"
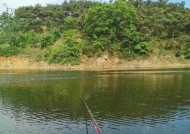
[0,69,190,134]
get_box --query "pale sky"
[0,0,63,14]
[0,0,190,15]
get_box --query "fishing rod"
[83,99,103,134]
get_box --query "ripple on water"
[1,70,190,134]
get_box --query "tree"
[0,11,20,46]
[84,0,140,55]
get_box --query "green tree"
[84,0,140,56]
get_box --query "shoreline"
[0,56,190,71]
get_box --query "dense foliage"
[0,0,190,64]
[44,30,81,65]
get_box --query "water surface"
[0,69,190,134]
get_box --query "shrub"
[82,44,95,57]
[185,48,190,59]
[62,29,78,39]
[24,30,39,46]
[0,32,7,44]
[134,42,151,55]
[63,17,77,31]
[165,39,179,50]
[39,33,55,49]
[119,47,136,59]
[0,44,20,56]
[12,33,27,48]
[82,39,105,57]
[50,28,61,41]
[176,50,184,57]
[45,45,81,65]
[44,34,81,65]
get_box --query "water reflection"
[0,70,190,134]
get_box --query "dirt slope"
[0,54,189,70]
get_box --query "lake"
[0,69,190,134]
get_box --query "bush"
[176,50,184,57]
[62,17,77,31]
[82,39,105,57]
[44,34,81,65]
[176,35,190,47]
[62,29,78,39]
[165,39,179,50]
[0,44,20,56]
[185,48,190,59]
[5,31,38,48]
[45,45,81,65]
[50,28,61,41]
[24,30,39,46]
[82,44,95,57]
[39,33,55,49]
[119,47,136,59]
[0,32,7,44]
[11,33,28,48]
[134,42,151,55]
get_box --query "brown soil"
[0,54,189,70]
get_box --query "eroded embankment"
[0,55,190,70]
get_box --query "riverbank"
[0,55,190,70]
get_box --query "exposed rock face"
[96,57,107,66]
